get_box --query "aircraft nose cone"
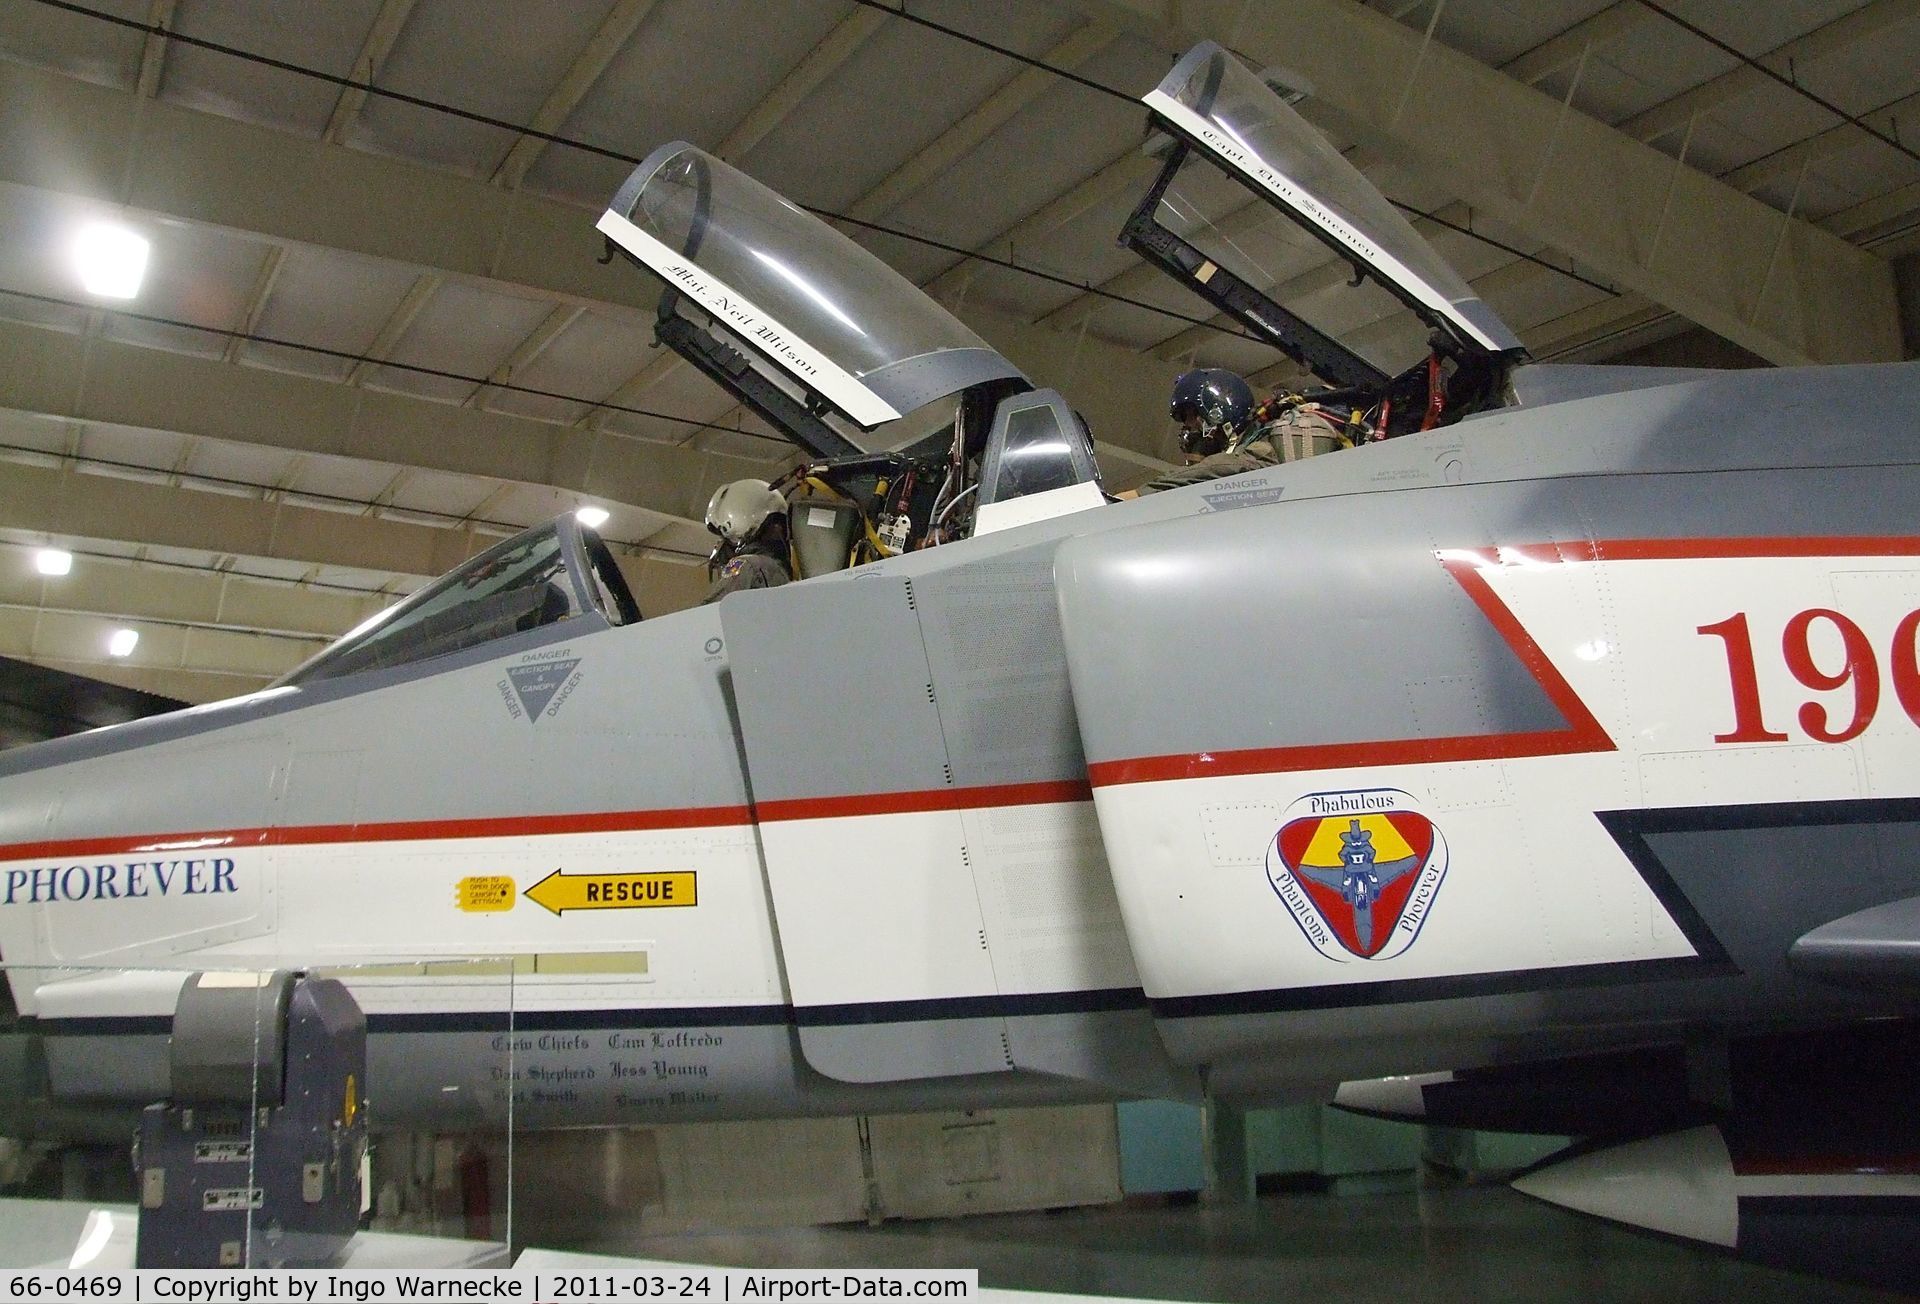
[1512,1125,1738,1248]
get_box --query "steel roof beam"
[1068,0,1901,365]
[1618,0,1920,145]
[0,460,483,579]
[846,22,1117,224]
[0,637,285,705]
[0,540,383,640]
[1502,3,1651,86]
[323,0,420,143]
[1464,0,1920,351]
[922,149,1158,304]
[1723,87,1920,194]
[0,317,765,525]
[0,59,656,315]
[223,246,287,365]
[468,303,586,409]
[343,273,442,387]
[1825,179,1920,242]
[490,0,661,190]
[714,8,890,164]
[1523,294,1671,361]
[135,0,178,99]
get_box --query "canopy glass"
[1144,41,1522,360]
[599,143,1023,433]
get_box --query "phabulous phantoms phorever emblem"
[1267,789,1448,962]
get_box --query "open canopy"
[1136,41,1523,378]
[599,143,1025,451]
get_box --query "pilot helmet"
[1169,368,1255,458]
[704,479,788,545]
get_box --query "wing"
[1371,856,1422,888]
[1294,865,1349,891]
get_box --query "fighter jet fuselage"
[0,53,1914,1272]
[3,354,1915,1132]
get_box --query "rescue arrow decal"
[524,870,697,915]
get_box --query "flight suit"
[702,545,792,603]
[1134,405,1345,494]
[1134,431,1281,495]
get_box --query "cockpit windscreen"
[281,523,590,687]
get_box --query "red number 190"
[1699,608,1920,744]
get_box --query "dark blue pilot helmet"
[1168,368,1255,457]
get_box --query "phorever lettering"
[4,857,236,905]
[1397,867,1442,935]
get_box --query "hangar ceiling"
[0,0,1916,703]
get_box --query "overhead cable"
[34,0,1611,316]
[24,0,1267,342]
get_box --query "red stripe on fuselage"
[1586,536,1920,562]
[755,779,1092,822]
[1084,728,1601,788]
[0,805,755,863]
[23,539,1914,850]
[1085,536,1920,788]
[0,783,1102,862]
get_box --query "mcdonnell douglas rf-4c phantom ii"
[3,40,1920,1288]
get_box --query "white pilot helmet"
[704,479,788,544]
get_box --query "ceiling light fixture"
[35,549,73,577]
[107,628,139,658]
[574,506,611,529]
[74,222,149,299]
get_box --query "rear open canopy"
[1140,41,1523,366]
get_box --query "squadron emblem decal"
[1266,788,1447,961]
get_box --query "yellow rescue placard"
[524,870,696,916]
[456,876,516,912]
